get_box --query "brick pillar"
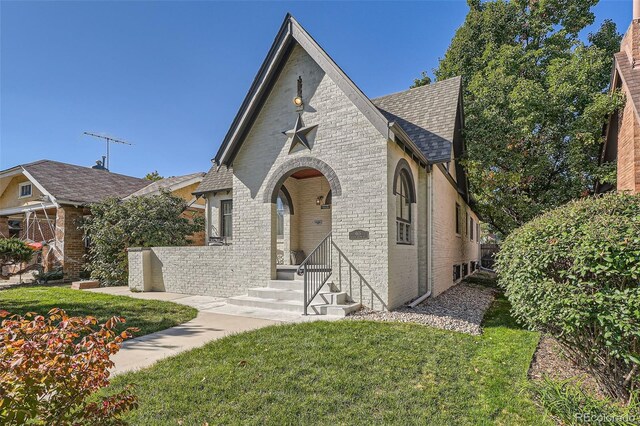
[0,217,9,238]
[55,206,86,280]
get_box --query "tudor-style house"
[128,14,481,315]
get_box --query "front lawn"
[107,294,550,425]
[0,286,197,337]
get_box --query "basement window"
[453,264,461,281]
[18,182,32,198]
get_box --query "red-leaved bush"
[0,308,138,425]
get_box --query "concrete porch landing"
[87,286,345,323]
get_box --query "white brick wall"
[431,166,481,296]
[128,43,481,309]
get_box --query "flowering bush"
[496,193,640,402]
[0,308,138,425]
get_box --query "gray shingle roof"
[125,172,205,198]
[372,76,462,163]
[20,160,149,204]
[193,165,233,194]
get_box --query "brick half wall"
[128,245,241,297]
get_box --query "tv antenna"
[83,132,132,171]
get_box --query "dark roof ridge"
[371,76,462,102]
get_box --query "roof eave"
[192,187,232,196]
[388,122,429,168]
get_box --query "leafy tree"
[414,0,624,235]
[412,71,432,88]
[82,192,204,285]
[144,171,163,181]
[0,308,138,425]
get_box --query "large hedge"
[496,193,640,402]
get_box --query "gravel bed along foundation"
[347,282,497,335]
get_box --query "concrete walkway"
[86,287,338,376]
[110,311,276,376]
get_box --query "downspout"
[409,165,434,308]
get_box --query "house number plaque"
[349,229,369,240]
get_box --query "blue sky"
[0,1,631,177]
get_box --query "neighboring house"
[129,15,481,316]
[0,159,205,280]
[600,3,640,194]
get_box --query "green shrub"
[496,193,640,401]
[531,377,639,426]
[33,268,64,284]
[82,192,204,286]
[0,238,35,278]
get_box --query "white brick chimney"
[635,0,640,21]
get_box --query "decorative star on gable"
[283,114,317,151]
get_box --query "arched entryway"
[264,157,341,277]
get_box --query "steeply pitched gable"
[372,77,463,163]
[213,14,429,168]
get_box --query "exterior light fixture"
[316,195,324,206]
[293,76,304,109]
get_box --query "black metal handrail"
[297,232,332,315]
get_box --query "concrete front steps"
[227,266,360,317]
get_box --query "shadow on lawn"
[466,271,528,331]
[482,292,528,331]
[0,286,197,337]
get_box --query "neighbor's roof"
[372,77,462,163]
[193,165,233,194]
[125,172,205,199]
[15,160,149,204]
[613,51,640,122]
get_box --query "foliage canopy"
[415,0,624,235]
[82,192,203,285]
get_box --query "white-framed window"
[470,217,475,241]
[396,171,412,244]
[220,199,232,239]
[18,182,32,198]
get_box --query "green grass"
[531,377,640,426]
[0,286,197,337]
[106,293,549,425]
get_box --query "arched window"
[393,159,416,244]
